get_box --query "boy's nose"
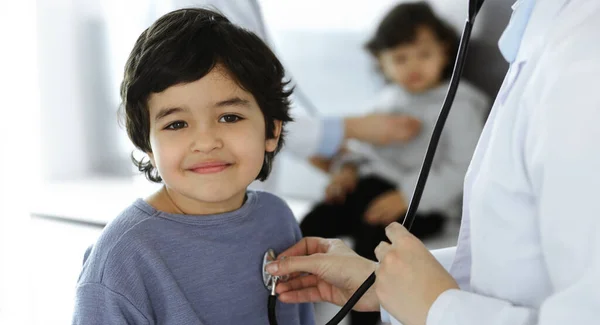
[190,126,223,153]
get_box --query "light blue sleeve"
[315,117,345,158]
[381,307,391,322]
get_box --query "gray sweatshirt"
[72,191,315,325]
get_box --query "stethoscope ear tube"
[469,0,485,22]
[402,19,473,232]
[269,1,485,324]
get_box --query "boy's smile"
[186,160,233,174]
[144,64,281,215]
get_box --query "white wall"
[36,0,135,181]
[0,0,40,323]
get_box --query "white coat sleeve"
[425,15,600,325]
[430,246,457,272]
[284,113,348,159]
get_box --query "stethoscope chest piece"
[263,249,277,292]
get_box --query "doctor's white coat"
[384,1,600,324]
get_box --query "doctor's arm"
[285,114,424,160]
[420,45,600,325]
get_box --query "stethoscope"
[263,0,486,324]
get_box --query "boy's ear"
[265,120,283,153]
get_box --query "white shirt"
[384,0,600,324]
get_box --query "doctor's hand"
[325,165,358,203]
[375,223,459,325]
[345,113,422,145]
[364,191,408,225]
[265,237,380,312]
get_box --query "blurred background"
[0,0,512,324]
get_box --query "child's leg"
[406,212,447,239]
[350,309,382,325]
[299,202,352,238]
[343,176,397,260]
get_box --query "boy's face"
[146,65,281,214]
[378,26,448,93]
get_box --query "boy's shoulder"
[78,200,158,283]
[79,192,299,284]
[252,189,288,205]
[96,199,158,247]
[250,190,294,216]
[249,190,300,229]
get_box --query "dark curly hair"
[119,8,293,183]
[365,1,459,80]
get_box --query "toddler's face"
[378,26,448,93]
[146,65,280,213]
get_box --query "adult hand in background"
[325,165,358,203]
[345,113,422,145]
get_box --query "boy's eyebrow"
[213,97,251,108]
[154,107,186,121]
[154,97,250,121]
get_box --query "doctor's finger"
[269,258,304,282]
[268,253,327,277]
[374,241,392,262]
[385,222,411,243]
[276,275,329,305]
[276,274,319,294]
[278,286,324,305]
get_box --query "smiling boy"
[72,8,314,325]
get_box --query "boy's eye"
[165,121,187,130]
[219,114,243,123]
